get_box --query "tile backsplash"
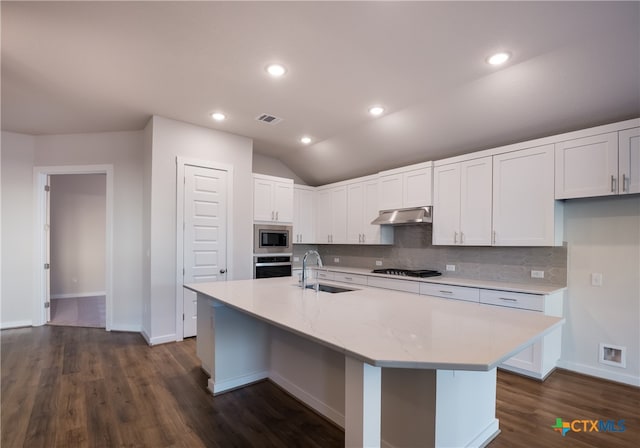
[294,225,567,286]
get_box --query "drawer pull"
[439,290,453,294]
[344,277,352,281]
[499,297,518,302]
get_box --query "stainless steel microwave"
[254,224,292,254]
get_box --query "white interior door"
[182,165,228,338]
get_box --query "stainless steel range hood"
[370,207,432,225]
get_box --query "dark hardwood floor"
[1,326,638,447]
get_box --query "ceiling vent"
[255,113,283,125]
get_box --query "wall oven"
[254,224,292,254]
[253,255,292,279]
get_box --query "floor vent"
[255,113,283,125]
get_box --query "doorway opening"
[48,173,107,328]
[33,165,113,329]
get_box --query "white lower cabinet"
[479,289,563,379]
[419,282,564,379]
[333,272,368,286]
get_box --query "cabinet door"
[331,186,348,244]
[316,189,332,243]
[432,164,461,245]
[493,145,555,246]
[459,157,492,246]
[555,132,619,199]
[347,182,365,243]
[619,127,640,195]
[293,187,315,243]
[273,181,294,223]
[378,174,403,210]
[254,178,274,221]
[362,179,381,244]
[403,167,432,207]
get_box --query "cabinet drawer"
[333,272,368,286]
[367,276,420,294]
[420,283,480,302]
[316,270,335,281]
[480,289,544,312]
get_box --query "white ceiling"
[2,1,639,185]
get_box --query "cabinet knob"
[220,269,227,274]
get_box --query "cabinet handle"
[276,211,279,221]
[622,174,628,192]
[439,290,453,294]
[492,230,496,245]
[499,297,518,302]
[271,211,275,220]
[345,277,352,281]
[460,231,464,244]
[358,234,362,243]
[611,175,616,193]
[362,234,366,243]
[454,231,458,244]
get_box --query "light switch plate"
[591,273,603,287]
[333,257,340,263]
[375,260,383,266]
[293,256,299,262]
[446,264,456,272]
[531,270,544,279]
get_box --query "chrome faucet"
[302,250,323,290]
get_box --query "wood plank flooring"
[2,326,638,447]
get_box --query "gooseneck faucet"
[302,250,323,290]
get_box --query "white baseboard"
[557,360,640,387]
[211,370,269,395]
[0,320,33,330]
[269,371,345,428]
[51,291,106,299]
[140,328,151,345]
[146,332,177,346]
[110,324,141,333]
[467,419,500,448]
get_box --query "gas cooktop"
[371,268,442,278]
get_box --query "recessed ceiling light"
[300,136,312,145]
[369,106,385,116]
[266,64,287,77]
[211,112,226,121]
[487,52,511,66]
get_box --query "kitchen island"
[186,276,564,448]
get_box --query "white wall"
[142,119,153,337]
[253,152,307,185]
[33,131,143,331]
[560,195,640,386]
[1,132,36,328]
[50,174,106,297]
[147,116,253,344]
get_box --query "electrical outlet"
[531,270,544,279]
[293,256,299,262]
[333,257,340,263]
[375,260,383,266]
[446,264,456,272]
[591,273,603,287]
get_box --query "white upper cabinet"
[433,158,492,246]
[316,185,347,244]
[378,162,433,210]
[253,174,294,223]
[619,127,640,195]
[293,186,315,243]
[555,132,619,199]
[493,145,561,246]
[346,176,391,244]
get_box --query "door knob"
[220,269,227,274]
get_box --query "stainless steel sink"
[304,283,357,294]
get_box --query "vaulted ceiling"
[2,1,639,185]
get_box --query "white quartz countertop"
[186,276,564,371]
[297,266,566,295]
